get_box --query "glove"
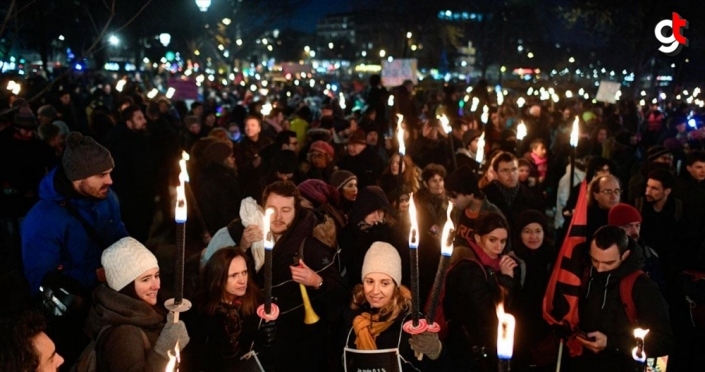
[257,320,277,347]
[409,331,442,360]
[154,312,190,358]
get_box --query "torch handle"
[426,256,451,324]
[264,249,273,314]
[174,222,185,305]
[410,248,420,326]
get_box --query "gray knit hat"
[330,170,357,190]
[62,132,115,181]
[361,241,402,285]
[102,237,159,291]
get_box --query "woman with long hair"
[379,152,420,196]
[344,242,448,371]
[442,212,518,371]
[184,247,272,371]
[84,237,190,371]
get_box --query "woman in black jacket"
[511,210,556,371]
[184,247,272,372]
[442,212,518,371]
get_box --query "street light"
[527,52,534,58]
[195,0,211,12]
[108,35,119,46]
[159,33,171,47]
[304,45,310,53]
[379,49,386,57]
[406,32,412,39]
[328,42,334,49]
[222,18,232,25]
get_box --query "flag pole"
[555,339,564,372]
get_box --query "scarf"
[494,181,520,208]
[530,153,548,178]
[352,286,411,350]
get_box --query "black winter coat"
[196,163,242,235]
[338,146,384,189]
[482,181,544,234]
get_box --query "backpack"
[424,251,487,341]
[72,325,149,372]
[619,270,646,325]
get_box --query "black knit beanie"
[62,132,115,181]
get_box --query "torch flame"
[408,193,418,249]
[262,208,275,250]
[165,341,180,371]
[496,302,516,360]
[175,152,190,223]
[261,102,273,116]
[438,114,451,134]
[516,121,527,141]
[480,105,489,124]
[440,204,455,256]
[631,328,649,362]
[570,116,580,147]
[476,133,485,163]
[396,114,405,156]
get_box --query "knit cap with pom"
[62,132,115,181]
[101,237,159,291]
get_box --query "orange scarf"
[352,286,411,350]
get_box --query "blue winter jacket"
[22,167,128,295]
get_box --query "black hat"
[516,210,548,237]
[62,132,115,181]
[646,145,670,162]
[462,129,482,148]
[13,106,38,129]
[445,165,482,198]
[349,186,392,225]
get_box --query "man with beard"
[240,181,347,371]
[21,132,128,366]
[634,169,682,273]
[571,226,673,371]
[106,106,155,242]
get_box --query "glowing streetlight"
[406,32,412,39]
[527,52,534,59]
[379,49,386,58]
[304,45,310,53]
[195,0,211,12]
[328,42,334,49]
[108,35,119,46]
[159,33,171,47]
[222,18,232,25]
[236,39,242,46]
[568,56,575,63]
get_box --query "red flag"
[543,180,588,355]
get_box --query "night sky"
[289,0,353,32]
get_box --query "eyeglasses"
[599,189,622,195]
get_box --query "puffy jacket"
[21,166,128,295]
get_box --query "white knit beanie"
[361,242,402,285]
[102,237,159,291]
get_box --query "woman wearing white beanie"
[83,237,190,371]
[343,241,449,371]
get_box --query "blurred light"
[411,45,417,51]
[309,79,315,88]
[262,38,268,45]
[262,80,268,87]
[569,57,575,63]
[500,66,506,73]
[387,56,393,62]
[114,79,126,92]
[147,88,158,99]
[250,84,257,91]
[328,42,334,49]
[74,63,83,71]
[194,50,200,56]
[208,74,215,81]
[236,39,242,46]
[683,90,690,96]
[565,90,573,98]
[361,51,367,57]
[676,95,681,100]
[517,97,525,108]
[527,87,534,95]
[388,95,394,106]
[222,18,231,25]
[689,118,697,128]
[142,57,150,64]
[166,87,175,99]
[578,88,585,96]
[527,52,534,58]
[294,80,300,86]
[196,75,205,83]
[108,35,119,45]
[261,102,272,116]
[221,79,228,86]
[652,98,658,104]
[671,63,675,68]
[58,35,65,41]
[159,33,171,47]
[639,99,646,106]
[304,45,310,53]
[195,0,211,12]
[309,51,316,57]
[379,49,386,57]
[218,44,224,51]
[406,32,412,39]
[267,45,273,51]
[660,92,666,100]
[640,90,646,96]
[584,93,590,99]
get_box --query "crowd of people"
[1,72,704,371]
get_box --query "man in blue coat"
[22,131,128,296]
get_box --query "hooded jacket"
[573,243,674,371]
[21,166,128,295]
[85,285,167,371]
